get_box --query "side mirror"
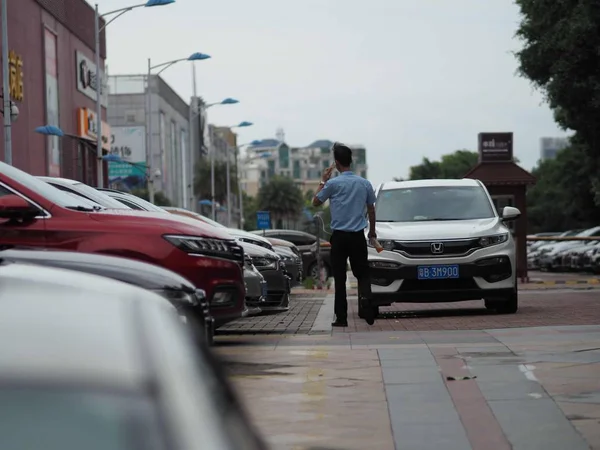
[502,206,521,221]
[0,194,38,220]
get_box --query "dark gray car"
[239,241,291,311]
[0,247,214,345]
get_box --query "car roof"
[0,248,195,292]
[0,262,176,389]
[37,176,81,186]
[379,178,482,190]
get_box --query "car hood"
[238,241,280,259]
[375,218,503,240]
[89,209,234,239]
[0,248,195,292]
[227,228,272,245]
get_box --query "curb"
[528,279,600,285]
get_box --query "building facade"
[540,137,570,161]
[0,0,108,184]
[107,74,192,207]
[240,138,369,197]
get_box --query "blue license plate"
[261,282,268,298]
[417,265,459,280]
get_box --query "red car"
[0,162,245,327]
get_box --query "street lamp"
[147,52,210,205]
[234,139,262,228]
[209,121,253,224]
[94,0,175,189]
[187,95,238,210]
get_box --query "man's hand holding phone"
[322,163,335,183]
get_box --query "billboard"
[75,51,108,107]
[478,132,513,162]
[108,126,146,191]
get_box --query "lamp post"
[187,91,238,211]
[216,121,253,226]
[146,52,210,204]
[94,0,175,189]
[2,0,11,164]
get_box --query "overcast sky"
[93,0,570,186]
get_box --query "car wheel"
[309,262,330,280]
[484,290,518,315]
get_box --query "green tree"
[257,176,304,228]
[408,150,479,180]
[515,0,600,203]
[130,188,172,206]
[527,145,600,232]
[241,192,258,231]
[193,157,238,205]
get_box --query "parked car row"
[0,162,306,348]
[527,227,600,273]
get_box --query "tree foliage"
[193,157,238,205]
[407,150,479,180]
[257,176,304,227]
[527,145,600,232]
[515,0,600,203]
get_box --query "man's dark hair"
[332,142,352,167]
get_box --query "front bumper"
[368,244,515,305]
[167,251,246,328]
[248,268,290,311]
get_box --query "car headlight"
[251,256,279,270]
[369,261,401,269]
[368,239,395,251]
[164,235,235,258]
[479,234,509,247]
[153,289,197,308]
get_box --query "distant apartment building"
[107,74,193,207]
[240,138,368,197]
[540,137,570,161]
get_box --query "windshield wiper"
[66,206,96,212]
[421,218,464,221]
[376,220,396,222]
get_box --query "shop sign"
[478,132,513,162]
[75,51,108,107]
[8,50,24,102]
[77,108,111,151]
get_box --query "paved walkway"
[218,325,600,450]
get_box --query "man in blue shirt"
[313,142,378,326]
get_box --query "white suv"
[367,179,521,314]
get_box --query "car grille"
[393,239,481,258]
[400,279,478,291]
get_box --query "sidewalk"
[218,325,600,450]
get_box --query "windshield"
[0,162,94,209]
[0,387,167,450]
[68,183,130,209]
[112,193,167,213]
[376,185,495,222]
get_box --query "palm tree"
[257,176,304,228]
[193,157,238,204]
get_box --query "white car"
[366,178,521,315]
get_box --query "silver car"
[0,262,268,450]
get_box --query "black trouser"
[330,230,372,321]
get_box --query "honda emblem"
[430,242,444,254]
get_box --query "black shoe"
[331,319,348,327]
[359,296,376,326]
